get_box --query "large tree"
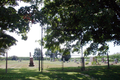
[38,0,120,56]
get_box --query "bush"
[10,56,19,60]
[92,61,97,65]
[85,62,89,65]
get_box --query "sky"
[7,24,41,57]
[6,1,42,57]
[4,1,120,57]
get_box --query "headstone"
[63,58,65,62]
[114,58,118,64]
[69,60,70,62]
[52,58,54,62]
[74,59,76,63]
[117,58,119,63]
[90,57,94,62]
[105,58,108,63]
[85,59,87,62]
[95,58,97,62]
[79,59,81,63]
[89,57,95,65]
[102,58,104,63]
[59,59,61,61]
[29,52,34,67]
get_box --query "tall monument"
[29,52,34,67]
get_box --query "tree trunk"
[107,53,110,69]
[81,57,85,71]
[6,52,8,73]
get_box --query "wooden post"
[39,56,40,71]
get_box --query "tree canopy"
[0,0,40,51]
[38,0,120,56]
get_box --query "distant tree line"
[99,52,120,59]
[0,52,120,61]
[0,56,30,60]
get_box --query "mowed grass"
[0,60,120,80]
[0,60,83,69]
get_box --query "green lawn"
[0,60,120,80]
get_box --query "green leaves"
[84,42,109,56]
[0,31,17,49]
[0,0,39,49]
[37,0,120,56]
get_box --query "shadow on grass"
[0,65,120,80]
[47,65,120,80]
[81,65,120,80]
[0,68,91,80]
[46,67,82,72]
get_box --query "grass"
[0,68,91,80]
[82,65,120,80]
[0,60,120,80]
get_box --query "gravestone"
[59,59,61,62]
[63,58,65,62]
[114,58,118,64]
[105,58,108,63]
[95,58,97,62]
[89,57,96,65]
[71,59,73,62]
[74,59,76,63]
[102,58,104,62]
[29,52,34,67]
[52,58,55,62]
[79,59,81,63]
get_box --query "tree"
[36,0,120,70]
[33,48,41,60]
[0,0,40,52]
[45,50,52,58]
[10,56,19,60]
[0,48,5,56]
[38,0,120,56]
[0,31,17,49]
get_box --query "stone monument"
[29,52,34,67]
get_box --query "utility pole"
[41,25,43,72]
